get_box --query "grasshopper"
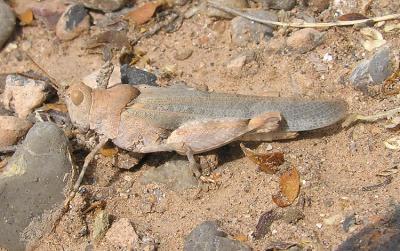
[65,82,347,176]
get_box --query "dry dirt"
[1,0,400,250]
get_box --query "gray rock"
[0,0,16,49]
[184,221,251,251]
[349,46,394,91]
[56,4,90,41]
[231,10,277,46]
[120,64,158,86]
[77,0,128,12]
[286,28,325,53]
[0,122,72,250]
[140,160,198,191]
[207,0,249,19]
[256,0,296,10]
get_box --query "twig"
[342,107,400,127]
[51,137,108,231]
[207,0,400,28]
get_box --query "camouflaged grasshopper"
[65,82,347,176]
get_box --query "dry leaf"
[125,2,161,25]
[338,13,368,21]
[43,103,68,113]
[18,9,34,26]
[100,146,118,157]
[384,23,400,32]
[233,234,248,242]
[272,167,300,207]
[385,117,400,129]
[384,136,400,150]
[240,143,284,174]
[360,27,386,51]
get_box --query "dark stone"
[120,64,157,86]
[65,4,88,31]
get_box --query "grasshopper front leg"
[139,112,281,176]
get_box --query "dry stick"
[207,0,400,28]
[342,107,400,127]
[51,137,108,231]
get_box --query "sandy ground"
[1,0,400,250]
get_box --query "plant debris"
[240,143,284,174]
[272,167,300,207]
[384,136,400,150]
[252,209,280,240]
[17,9,34,26]
[360,27,386,51]
[342,107,400,128]
[338,13,368,21]
[362,176,393,191]
[125,1,163,25]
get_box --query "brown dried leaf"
[43,103,68,113]
[233,234,248,242]
[100,147,118,157]
[125,2,161,25]
[240,143,284,174]
[338,13,368,21]
[272,167,300,207]
[18,9,34,26]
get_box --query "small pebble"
[56,4,90,41]
[120,64,157,86]
[258,0,296,10]
[286,28,325,53]
[231,10,277,46]
[308,0,330,12]
[140,160,198,191]
[76,0,127,12]
[174,48,193,61]
[316,223,323,229]
[105,218,140,250]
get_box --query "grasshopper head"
[65,82,92,131]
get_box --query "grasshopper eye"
[71,90,84,106]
